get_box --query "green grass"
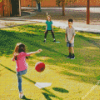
[0,23,100,85]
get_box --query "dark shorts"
[67,42,74,47]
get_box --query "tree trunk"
[32,0,33,8]
[19,0,21,16]
[36,1,41,12]
[62,0,65,16]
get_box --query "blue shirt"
[46,21,53,30]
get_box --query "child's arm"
[27,49,42,55]
[11,53,18,61]
[70,29,76,43]
[65,34,67,42]
[12,56,15,61]
[51,25,54,32]
[44,25,47,33]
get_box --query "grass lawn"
[0,23,100,100]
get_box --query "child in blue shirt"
[44,15,56,42]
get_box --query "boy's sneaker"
[67,55,71,58]
[67,53,71,58]
[43,40,46,42]
[70,54,75,59]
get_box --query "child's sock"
[53,38,56,42]
[44,39,46,42]
[53,38,55,40]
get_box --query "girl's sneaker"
[43,40,46,42]
[19,93,25,99]
[53,40,56,42]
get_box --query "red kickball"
[35,62,45,72]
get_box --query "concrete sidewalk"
[0,17,100,33]
[22,7,100,13]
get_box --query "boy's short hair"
[68,19,73,22]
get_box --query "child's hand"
[11,57,15,61]
[37,49,42,53]
[69,40,72,43]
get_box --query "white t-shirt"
[65,27,76,43]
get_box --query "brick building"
[0,0,100,17]
[21,0,100,7]
[0,0,21,17]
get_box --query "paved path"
[22,7,100,13]
[0,18,100,33]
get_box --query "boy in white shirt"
[65,19,76,59]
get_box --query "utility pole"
[19,0,21,16]
[32,0,34,9]
[87,0,90,24]
[37,2,41,12]
[62,0,65,16]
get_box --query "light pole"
[87,0,90,24]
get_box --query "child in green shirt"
[44,15,56,42]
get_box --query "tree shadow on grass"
[22,96,33,100]
[0,29,67,58]
[52,87,69,93]
[0,63,63,100]
[76,34,100,49]
[42,88,63,100]
[0,30,39,56]
[60,71,98,85]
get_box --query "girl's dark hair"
[13,43,28,60]
[18,44,25,53]
[68,19,73,22]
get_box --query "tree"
[31,0,41,11]
[56,0,77,16]
[35,0,47,12]
[33,0,47,12]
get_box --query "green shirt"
[46,21,53,30]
